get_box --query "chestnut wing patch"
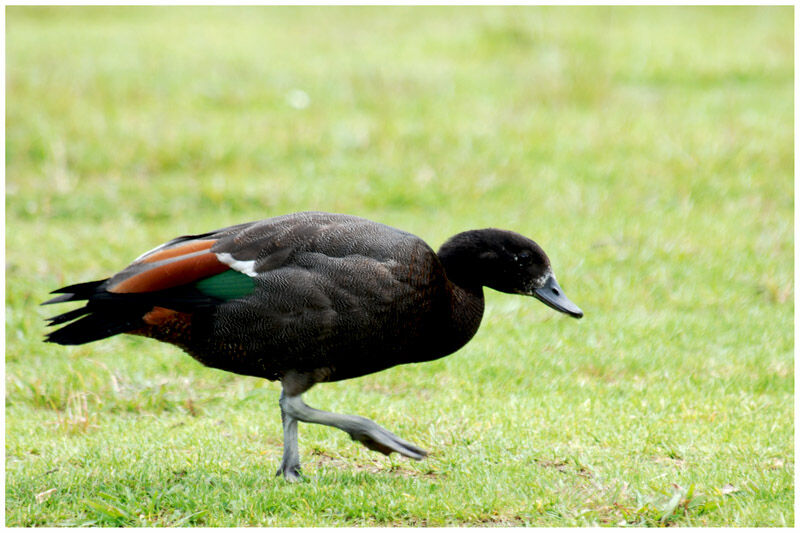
[139,239,216,264]
[108,251,230,294]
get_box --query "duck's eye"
[518,251,532,262]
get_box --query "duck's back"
[144,212,459,382]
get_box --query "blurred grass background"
[5,6,793,526]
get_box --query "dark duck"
[44,211,583,480]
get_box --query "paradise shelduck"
[44,211,583,480]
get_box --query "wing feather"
[108,251,229,293]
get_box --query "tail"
[43,279,220,346]
[42,279,148,345]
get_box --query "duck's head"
[438,229,583,319]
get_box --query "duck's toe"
[349,421,428,460]
[276,462,304,482]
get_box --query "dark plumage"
[44,211,583,480]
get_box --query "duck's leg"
[279,392,428,461]
[276,390,302,481]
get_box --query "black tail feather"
[42,278,142,345]
[44,312,145,345]
[46,306,93,326]
[42,293,80,305]
[42,279,108,305]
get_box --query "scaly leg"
[279,392,428,463]
[275,390,302,481]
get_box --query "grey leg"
[279,393,428,460]
[276,390,302,481]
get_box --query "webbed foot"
[347,419,428,460]
[276,461,303,482]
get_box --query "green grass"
[5,6,793,526]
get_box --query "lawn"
[5,6,793,526]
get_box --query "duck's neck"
[437,229,493,291]
[447,283,485,350]
[435,233,488,354]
